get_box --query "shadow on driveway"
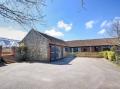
[0,63,7,67]
[51,56,75,65]
[12,56,76,65]
[0,57,7,67]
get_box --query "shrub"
[100,51,116,61]
[115,50,120,63]
[102,51,108,59]
[18,45,27,54]
[111,46,117,51]
[16,43,28,61]
[107,51,115,61]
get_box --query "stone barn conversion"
[21,29,66,62]
[20,29,118,62]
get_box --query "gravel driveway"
[0,57,120,89]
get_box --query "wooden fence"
[0,46,15,56]
[0,46,16,64]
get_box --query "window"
[94,46,100,52]
[65,47,69,52]
[73,47,79,52]
[83,48,87,52]
[102,45,111,51]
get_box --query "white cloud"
[85,20,95,29]
[100,20,108,28]
[100,20,112,28]
[100,17,120,29]
[45,20,72,38]
[0,27,27,40]
[45,28,64,37]
[115,17,120,20]
[57,20,72,31]
[98,29,106,34]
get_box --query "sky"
[0,0,120,40]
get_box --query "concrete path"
[0,57,120,89]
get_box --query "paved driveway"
[0,57,120,89]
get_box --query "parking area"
[0,57,120,89]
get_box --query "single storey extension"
[21,29,118,62]
[66,38,118,53]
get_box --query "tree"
[0,0,46,26]
[107,18,120,45]
[0,0,85,27]
[106,18,120,63]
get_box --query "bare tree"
[0,0,85,27]
[106,18,120,63]
[0,0,46,26]
[112,19,120,45]
[107,18,120,46]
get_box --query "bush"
[18,46,27,54]
[100,51,115,61]
[114,50,120,63]
[16,43,28,61]
[102,51,108,59]
[107,51,115,61]
[111,46,117,51]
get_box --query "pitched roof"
[33,29,65,45]
[23,29,118,47]
[66,38,118,47]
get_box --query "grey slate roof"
[22,29,118,47]
[33,29,66,45]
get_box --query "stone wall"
[22,30,49,62]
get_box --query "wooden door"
[50,45,56,61]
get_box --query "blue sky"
[0,0,120,40]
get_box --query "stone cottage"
[21,29,66,62]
